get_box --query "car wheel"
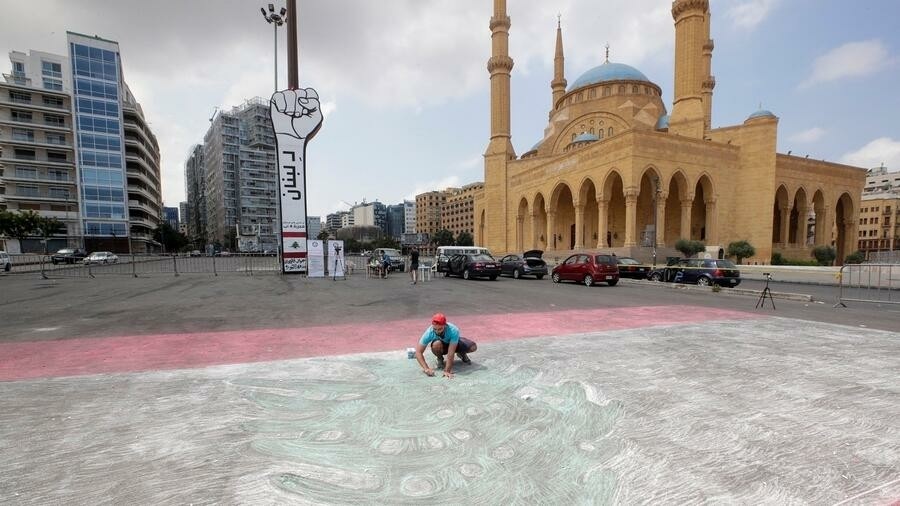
[103,260,108,264]
[444,271,450,277]
[489,275,497,281]
[607,279,618,286]
[463,269,471,280]
[536,274,544,280]
[650,272,662,282]
[52,259,58,265]
[696,276,711,287]
[513,269,521,279]
[4,263,10,272]
[583,274,594,287]
[551,272,561,283]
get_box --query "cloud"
[724,0,780,30]
[457,156,483,170]
[840,137,900,169]
[405,176,462,201]
[789,127,826,143]
[800,39,889,88]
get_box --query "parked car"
[551,253,619,286]
[647,258,741,287]
[0,251,10,272]
[189,250,202,257]
[499,250,548,279]
[616,256,650,279]
[84,251,119,265]
[51,248,88,264]
[446,253,501,280]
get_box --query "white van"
[436,246,493,272]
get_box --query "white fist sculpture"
[269,88,323,140]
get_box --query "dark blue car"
[648,258,741,287]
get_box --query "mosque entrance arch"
[773,185,790,246]
[578,179,599,248]
[550,183,575,250]
[835,193,855,265]
[812,190,827,246]
[691,175,714,241]
[516,197,529,251]
[638,169,662,247]
[602,172,625,247]
[664,171,688,245]
[534,193,547,250]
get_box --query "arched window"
[590,128,594,134]
[577,92,583,102]
[618,85,625,94]
[644,86,650,94]
[588,89,596,99]
[608,127,613,137]
[572,133,576,141]
[602,87,610,97]
[598,129,604,139]
[632,85,638,93]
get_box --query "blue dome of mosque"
[655,114,670,130]
[568,61,652,92]
[573,132,600,143]
[747,109,776,120]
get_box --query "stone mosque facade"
[474,0,866,264]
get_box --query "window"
[45,114,65,127]
[41,96,65,109]
[618,85,625,94]
[602,87,610,97]
[46,133,67,145]
[10,109,31,123]
[48,170,69,181]
[47,151,68,162]
[11,128,34,142]
[608,127,613,137]
[17,185,40,197]
[41,61,62,78]
[48,187,70,199]
[43,79,63,91]
[9,90,31,103]
[588,89,596,99]
[14,148,36,160]
[632,86,638,93]
[15,167,37,179]
[12,61,24,74]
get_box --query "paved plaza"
[0,275,898,504]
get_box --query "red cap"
[431,313,447,325]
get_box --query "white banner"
[327,240,345,277]
[307,240,325,278]
[270,88,323,273]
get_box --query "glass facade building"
[68,32,129,249]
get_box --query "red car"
[551,253,619,286]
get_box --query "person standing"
[409,247,420,284]
[413,313,477,379]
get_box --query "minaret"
[482,0,515,254]
[486,0,515,157]
[550,16,567,111]
[669,0,709,138]
[701,10,715,130]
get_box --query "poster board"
[307,240,325,277]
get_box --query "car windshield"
[471,254,494,262]
[594,255,614,264]
[57,249,74,254]
[618,257,640,265]
[715,259,737,268]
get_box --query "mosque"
[474,0,866,264]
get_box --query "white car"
[0,251,11,272]
[84,251,119,265]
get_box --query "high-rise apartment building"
[386,203,405,240]
[864,165,900,195]
[1,50,77,253]
[201,98,278,251]
[184,144,205,242]
[1,35,160,254]
[404,200,416,234]
[858,194,900,257]
[307,215,322,240]
[442,182,483,239]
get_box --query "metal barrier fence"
[30,253,282,278]
[836,263,900,306]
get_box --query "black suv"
[51,248,87,264]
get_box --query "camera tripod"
[332,247,346,281]
[755,274,775,310]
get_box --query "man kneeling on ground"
[414,313,477,379]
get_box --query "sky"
[2,0,899,218]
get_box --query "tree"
[316,229,330,241]
[726,240,756,265]
[432,229,455,247]
[812,245,836,266]
[675,239,706,258]
[844,250,865,264]
[34,216,65,253]
[456,231,474,246]
[0,210,40,244]
[153,222,189,253]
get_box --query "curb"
[622,278,814,302]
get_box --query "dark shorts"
[411,263,419,270]
[432,337,475,354]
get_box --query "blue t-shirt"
[419,323,460,346]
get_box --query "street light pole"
[260,3,287,92]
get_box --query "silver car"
[84,251,119,265]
